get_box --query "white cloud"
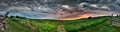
[8,6,31,11]
[34,6,53,12]
[100,6,110,9]
[90,4,99,8]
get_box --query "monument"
[0,12,9,31]
[110,14,120,27]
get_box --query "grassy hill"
[0,16,120,32]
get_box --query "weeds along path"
[5,18,37,32]
[57,21,67,32]
[63,17,109,32]
[5,18,59,32]
[80,18,120,32]
[78,18,109,31]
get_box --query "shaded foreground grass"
[0,16,120,32]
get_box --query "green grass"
[63,17,110,32]
[0,16,120,32]
[5,18,60,32]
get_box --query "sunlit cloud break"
[0,0,120,20]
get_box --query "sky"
[0,0,120,20]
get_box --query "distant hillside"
[0,16,120,32]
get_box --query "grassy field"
[0,16,120,32]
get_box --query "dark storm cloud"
[0,0,59,19]
[78,0,120,14]
[0,0,120,19]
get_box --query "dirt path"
[57,21,67,32]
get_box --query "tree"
[88,16,92,19]
[10,16,14,18]
[16,16,20,18]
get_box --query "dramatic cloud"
[0,0,120,20]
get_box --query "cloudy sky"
[0,0,120,20]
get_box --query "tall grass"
[0,16,119,32]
